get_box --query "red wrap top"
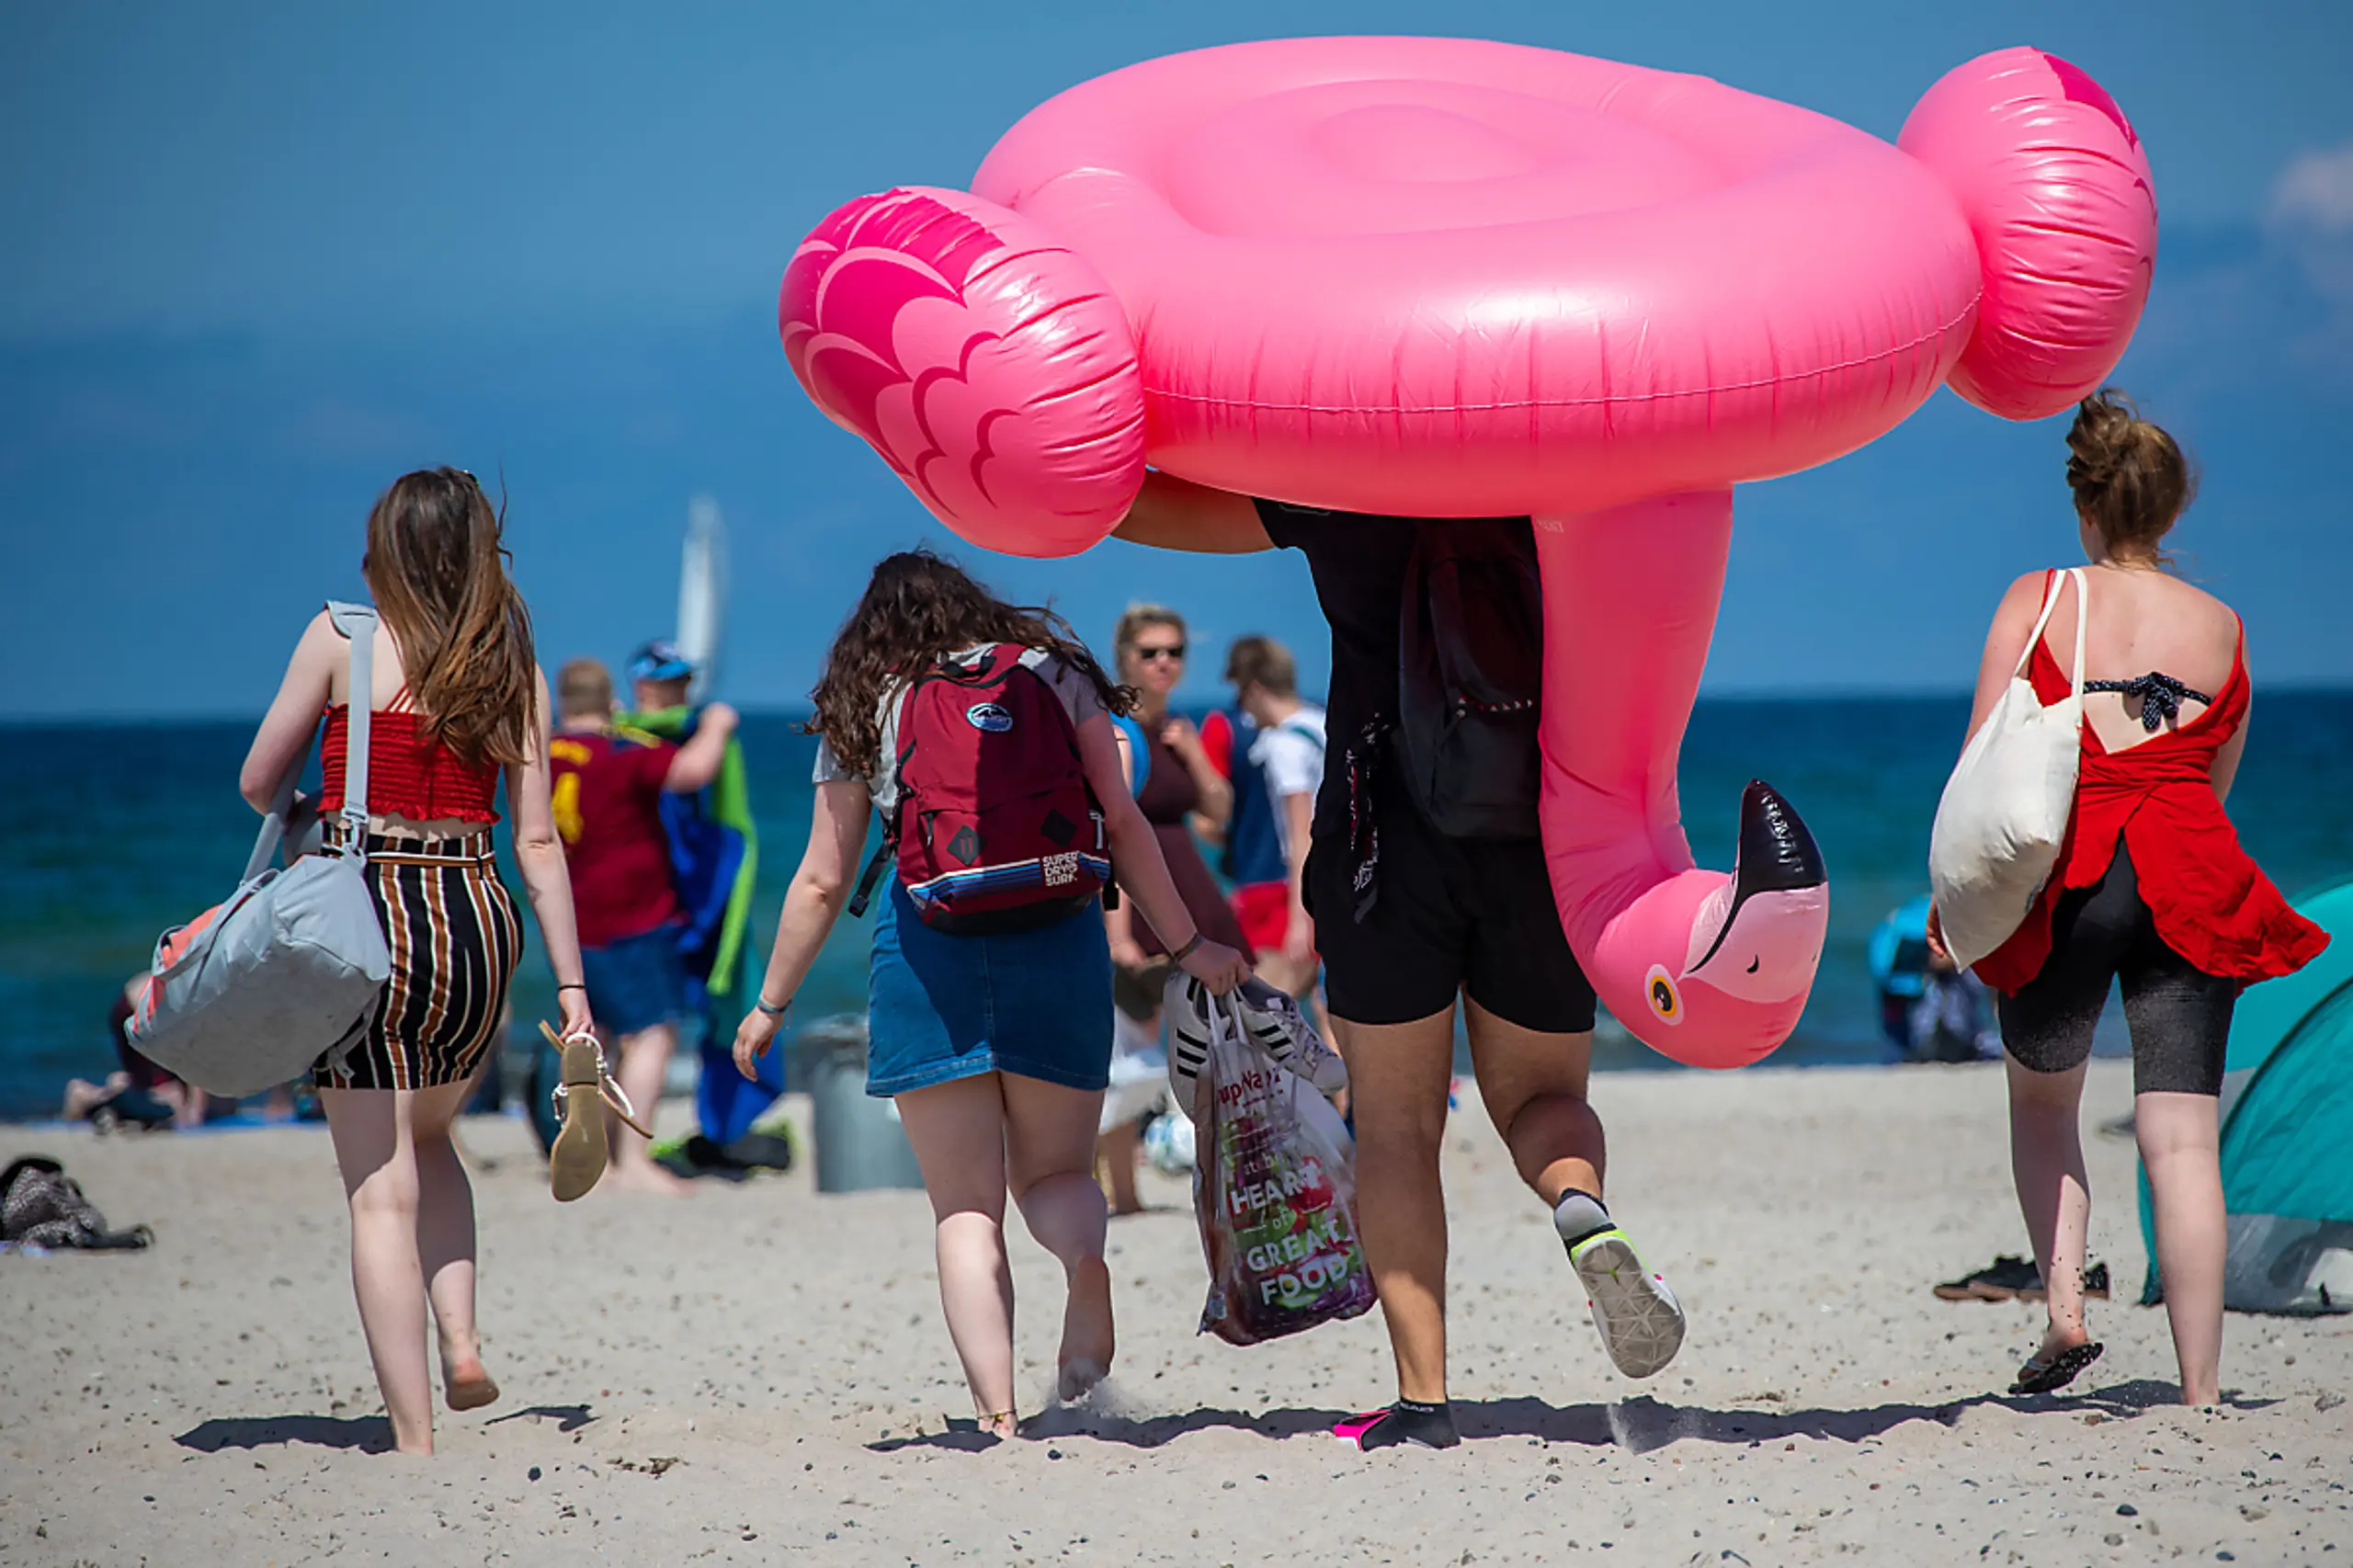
[1975,574,2326,994]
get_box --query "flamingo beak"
[1683,780,1828,1005]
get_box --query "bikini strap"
[2083,672,2213,731]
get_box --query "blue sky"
[4,0,2348,720]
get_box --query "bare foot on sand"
[604,1161,696,1196]
[442,1355,500,1413]
[1057,1256,1115,1402]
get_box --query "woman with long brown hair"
[733,551,1247,1437]
[239,468,594,1455]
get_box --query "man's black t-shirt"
[1253,498,1536,838]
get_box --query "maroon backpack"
[847,643,1114,933]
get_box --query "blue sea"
[6,697,2351,1120]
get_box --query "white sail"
[676,494,727,703]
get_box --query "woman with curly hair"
[733,551,1248,1436]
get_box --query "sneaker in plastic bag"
[1232,977,1347,1096]
[1165,973,1346,1118]
[1164,971,1216,1119]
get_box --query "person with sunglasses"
[1098,606,1254,1210]
[1102,606,1251,977]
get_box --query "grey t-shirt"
[811,644,1108,818]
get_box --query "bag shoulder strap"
[324,602,379,848]
[2011,570,2076,680]
[237,601,377,881]
[2063,568,2089,696]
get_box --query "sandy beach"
[4,1059,2347,1567]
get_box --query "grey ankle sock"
[1552,1188,1611,1246]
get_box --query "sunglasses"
[1132,644,1187,663]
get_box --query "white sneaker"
[1232,978,1348,1096]
[1165,973,1347,1120]
[1164,971,1215,1119]
[1563,1221,1686,1380]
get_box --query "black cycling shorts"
[1305,781,1597,1035]
[1996,844,2235,1097]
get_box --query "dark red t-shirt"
[548,732,681,949]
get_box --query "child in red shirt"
[550,658,738,1193]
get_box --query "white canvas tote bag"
[1928,569,2088,971]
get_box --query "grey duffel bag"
[128,602,392,1096]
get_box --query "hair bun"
[2066,390,2140,488]
[2064,387,2193,555]
[2067,448,2121,491]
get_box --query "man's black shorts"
[1305,781,1597,1035]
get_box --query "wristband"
[756,994,790,1018]
[555,983,586,994]
[1168,932,1204,965]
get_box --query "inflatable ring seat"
[780,40,2157,1067]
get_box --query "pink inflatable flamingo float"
[779,39,2157,1069]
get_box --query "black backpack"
[1396,518,1544,839]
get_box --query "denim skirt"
[866,881,1113,1098]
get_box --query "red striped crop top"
[317,705,502,824]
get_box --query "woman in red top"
[1932,394,2326,1405]
[240,468,596,1455]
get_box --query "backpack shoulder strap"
[928,642,1012,687]
[848,676,916,920]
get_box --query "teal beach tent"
[2140,878,2353,1313]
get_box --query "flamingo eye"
[1644,964,1682,1026]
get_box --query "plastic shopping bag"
[1190,991,1375,1346]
